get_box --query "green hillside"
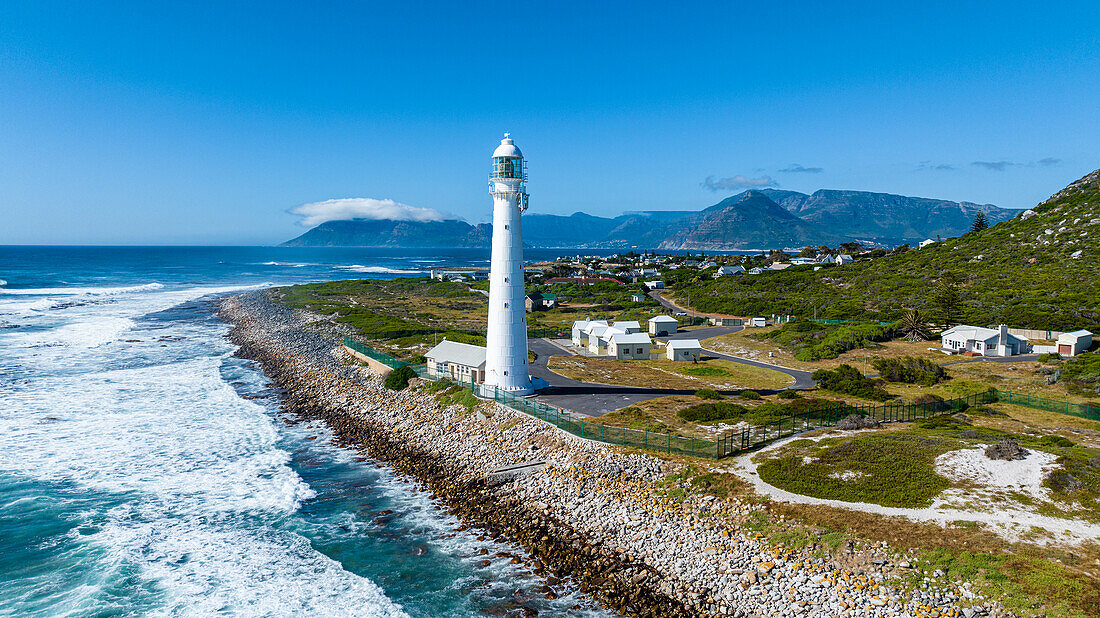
[680,169,1100,332]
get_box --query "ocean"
[0,246,619,617]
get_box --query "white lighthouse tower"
[484,134,533,395]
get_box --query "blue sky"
[1,1,1097,244]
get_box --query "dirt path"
[730,431,1100,546]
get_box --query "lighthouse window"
[504,302,508,308]
[504,224,509,230]
[504,277,508,283]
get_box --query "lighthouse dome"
[492,133,523,158]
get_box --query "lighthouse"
[484,134,533,395]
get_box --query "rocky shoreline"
[220,290,1000,618]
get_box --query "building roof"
[666,338,702,350]
[612,320,641,331]
[941,325,1027,343]
[492,134,522,158]
[526,292,556,301]
[1065,329,1093,337]
[609,333,652,345]
[545,277,624,285]
[583,321,610,334]
[649,314,678,323]
[426,340,487,367]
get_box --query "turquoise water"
[0,247,613,617]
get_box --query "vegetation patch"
[383,365,418,391]
[1058,351,1100,396]
[749,320,897,361]
[757,434,957,508]
[872,356,949,385]
[812,364,894,401]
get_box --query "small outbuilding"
[665,339,702,361]
[649,314,679,336]
[1058,330,1093,357]
[608,332,654,359]
[835,254,854,265]
[643,280,665,289]
[425,340,487,383]
[524,291,556,312]
[571,319,606,346]
[631,293,647,302]
[748,316,768,327]
[612,320,643,334]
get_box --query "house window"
[637,348,644,354]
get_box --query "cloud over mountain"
[289,198,454,227]
[702,175,777,191]
[778,164,824,173]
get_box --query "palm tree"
[899,308,931,342]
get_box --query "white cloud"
[289,198,456,227]
[702,175,778,191]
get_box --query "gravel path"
[732,431,1100,546]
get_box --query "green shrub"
[678,402,748,422]
[1038,435,1076,448]
[682,366,731,377]
[872,356,949,385]
[751,320,897,361]
[1037,352,1063,364]
[812,364,893,401]
[695,388,723,400]
[383,365,419,391]
[776,389,802,399]
[1060,352,1100,395]
[739,390,762,400]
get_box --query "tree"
[899,308,931,342]
[970,212,989,234]
[930,278,962,326]
[840,241,864,255]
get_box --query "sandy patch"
[935,446,1058,502]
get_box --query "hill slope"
[761,188,1017,243]
[281,219,490,247]
[658,191,839,250]
[681,170,1100,332]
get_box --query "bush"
[811,364,894,401]
[752,320,898,361]
[383,365,419,391]
[1060,351,1100,395]
[695,388,723,400]
[739,390,762,400]
[872,356,949,385]
[776,389,802,400]
[1037,352,1063,364]
[677,402,748,422]
[1038,435,1076,448]
[836,415,881,430]
[986,439,1028,461]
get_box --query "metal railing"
[716,390,998,458]
[994,389,1100,421]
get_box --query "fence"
[716,390,998,458]
[993,389,1100,421]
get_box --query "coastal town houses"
[425,340,487,384]
[664,339,702,361]
[713,265,745,278]
[940,324,1029,357]
[649,315,678,336]
[587,323,622,355]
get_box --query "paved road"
[527,336,815,416]
[655,325,817,390]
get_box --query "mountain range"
[281,189,1018,250]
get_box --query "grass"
[546,355,793,390]
[756,433,958,508]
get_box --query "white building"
[631,294,647,302]
[748,316,768,327]
[769,263,792,271]
[665,339,702,361]
[1058,330,1093,357]
[426,340,487,383]
[835,254,855,265]
[607,332,654,359]
[789,257,816,265]
[611,320,643,334]
[644,280,665,289]
[649,315,678,336]
[588,324,625,355]
[713,265,744,278]
[484,134,533,394]
[919,239,937,249]
[940,324,1028,357]
[571,319,606,346]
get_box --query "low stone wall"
[342,345,394,377]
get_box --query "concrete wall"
[343,345,394,377]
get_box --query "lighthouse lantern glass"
[491,156,524,180]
